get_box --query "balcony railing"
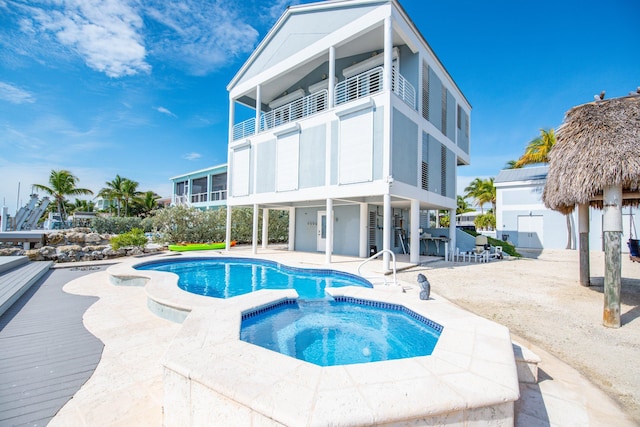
[191,192,208,203]
[233,118,256,141]
[392,67,416,109]
[335,66,383,106]
[211,189,227,201]
[174,194,189,207]
[260,90,328,132]
[231,66,416,141]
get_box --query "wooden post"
[602,185,622,328]
[578,204,590,286]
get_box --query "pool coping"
[107,253,520,425]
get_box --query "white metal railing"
[335,66,383,105]
[191,192,208,203]
[260,90,328,131]
[357,249,398,286]
[233,117,255,141]
[210,189,227,201]
[392,67,416,109]
[174,194,189,207]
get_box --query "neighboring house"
[94,197,117,213]
[170,164,227,210]
[495,166,639,251]
[225,0,471,266]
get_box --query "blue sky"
[1,0,638,214]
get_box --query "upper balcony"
[232,65,415,142]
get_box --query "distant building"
[495,166,639,251]
[170,164,227,210]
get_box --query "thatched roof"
[543,94,640,214]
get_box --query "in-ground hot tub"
[241,297,442,366]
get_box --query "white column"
[328,46,336,108]
[288,207,296,251]
[383,193,391,271]
[410,199,420,263]
[359,203,368,258]
[252,203,259,254]
[325,198,333,264]
[262,208,269,249]
[255,84,261,134]
[383,16,393,93]
[228,97,235,142]
[449,208,456,261]
[225,205,232,251]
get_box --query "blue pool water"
[241,298,442,366]
[135,257,372,299]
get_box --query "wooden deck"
[0,266,106,426]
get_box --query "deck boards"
[0,266,106,426]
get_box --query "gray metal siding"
[428,68,442,132]
[446,91,456,140]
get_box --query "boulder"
[84,233,102,244]
[46,232,65,245]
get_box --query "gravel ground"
[396,249,640,423]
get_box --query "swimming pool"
[135,257,373,299]
[241,297,442,366]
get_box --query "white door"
[317,211,327,252]
[517,216,544,249]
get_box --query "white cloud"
[0,81,35,104]
[143,0,259,75]
[183,152,201,161]
[25,0,150,78]
[155,106,176,117]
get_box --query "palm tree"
[456,195,474,215]
[71,198,95,212]
[464,177,495,214]
[504,159,518,169]
[120,178,141,217]
[135,191,161,217]
[98,175,126,216]
[513,128,556,168]
[33,170,93,222]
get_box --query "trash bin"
[369,245,377,256]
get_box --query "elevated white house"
[225,0,471,268]
[495,166,639,251]
[170,164,227,210]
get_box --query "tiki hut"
[543,92,640,328]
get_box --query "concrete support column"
[252,204,259,255]
[1,207,8,232]
[359,203,368,258]
[578,203,590,287]
[383,16,392,92]
[602,185,622,328]
[410,199,420,264]
[228,98,235,142]
[262,208,269,249]
[225,205,232,251]
[325,198,333,264]
[449,208,456,260]
[328,46,335,108]
[288,207,296,251]
[383,193,392,271]
[255,84,261,134]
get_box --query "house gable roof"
[494,166,548,185]
[228,0,387,91]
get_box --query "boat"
[168,241,236,252]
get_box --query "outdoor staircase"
[0,256,52,317]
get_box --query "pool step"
[0,257,53,317]
[512,341,541,384]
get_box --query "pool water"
[241,298,442,366]
[135,257,372,299]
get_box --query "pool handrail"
[357,249,398,286]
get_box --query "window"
[421,161,428,190]
[440,146,447,197]
[457,105,462,129]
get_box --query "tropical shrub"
[110,228,148,250]
[92,216,152,234]
[462,229,520,257]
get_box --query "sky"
[0,0,638,215]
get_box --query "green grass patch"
[463,229,521,257]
